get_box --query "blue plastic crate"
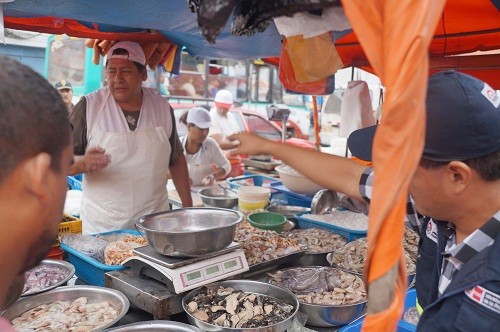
[339,289,417,331]
[295,211,367,242]
[269,182,314,207]
[67,175,83,191]
[60,229,140,286]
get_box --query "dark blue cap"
[348,71,500,162]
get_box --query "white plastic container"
[238,186,270,211]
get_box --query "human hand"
[201,173,216,186]
[228,133,271,156]
[84,146,111,173]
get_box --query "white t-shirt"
[209,108,241,139]
[181,136,231,175]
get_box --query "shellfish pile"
[327,228,419,274]
[186,286,294,328]
[282,228,347,253]
[23,265,69,295]
[234,221,303,265]
[268,267,366,305]
[11,296,119,331]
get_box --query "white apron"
[181,136,213,186]
[81,88,172,234]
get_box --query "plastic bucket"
[238,186,270,211]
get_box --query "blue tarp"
[3,0,283,60]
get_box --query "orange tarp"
[339,1,446,332]
[337,0,500,88]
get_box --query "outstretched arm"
[229,133,367,201]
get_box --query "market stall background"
[2,0,500,331]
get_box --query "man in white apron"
[68,41,192,234]
[209,89,241,150]
[181,107,231,186]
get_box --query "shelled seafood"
[61,233,147,265]
[185,286,294,328]
[268,267,366,305]
[402,306,420,325]
[327,228,419,274]
[11,296,119,331]
[282,228,347,253]
[234,221,302,265]
[23,265,69,295]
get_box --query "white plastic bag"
[274,7,351,38]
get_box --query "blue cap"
[347,71,500,162]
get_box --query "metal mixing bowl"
[198,187,238,208]
[135,208,243,257]
[2,285,129,331]
[300,298,367,327]
[267,266,367,328]
[182,280,299,332]
[105,320,202,331]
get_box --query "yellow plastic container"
[238,198,269,211]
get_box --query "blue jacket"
[416,219,500,331]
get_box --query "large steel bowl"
[182,280,299,332]
[198,187,238,208]
[105,320,202,331]
[267,267,367,327]
[135,208,244,257]
[2,285,129,331]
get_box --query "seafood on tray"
[234,221,303,265]
[282,228,347,253]
[327,228,419,274]
[186,286,294,328]
[268,267,366,305]
[23,265,69,296]
[11,296,119,331]
[103,235,148,265]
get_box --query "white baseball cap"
[187,107,212,129]
[106,41,146,66]
[214,89,233,109]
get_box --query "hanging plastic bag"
[286,32,343,83]
[339,81,376,137]
[278,36,336,95]
[274,6,351,38]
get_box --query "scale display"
[123,248,249,294]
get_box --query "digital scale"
[121,242,249,294]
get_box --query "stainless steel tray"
[3,285,130,331]
[21,259,76,296]
[105,320,202,331]
[240,249,305,278]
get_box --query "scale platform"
[122,243,249,294]
[133,242,241,269]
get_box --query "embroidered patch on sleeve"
[465,285,500,314]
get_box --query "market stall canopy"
[3,0,500,87]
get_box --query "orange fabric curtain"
[339,0,446,331]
